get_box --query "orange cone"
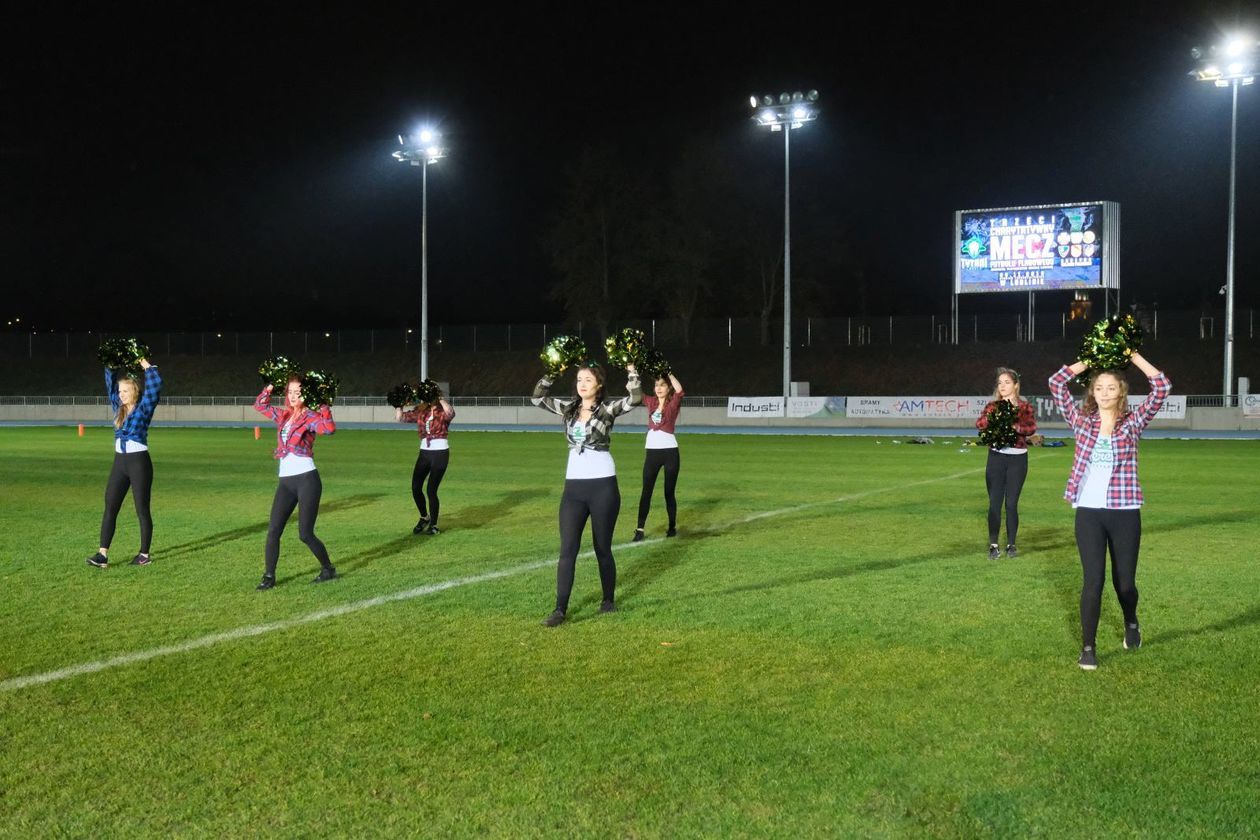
[78,423,85,437]
[254,426,261,440]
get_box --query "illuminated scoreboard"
[954,201,1120,294]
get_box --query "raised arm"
[531,377,571,417]
[134,360,162,420]
[1049,363,1087,430]
[254,384,282,422]
[606,367,643,417]
[439,397,455,420]
[105,368,120,411]
[668,372,683,398]
[311,405,336,436]
[1126,352,1171,432]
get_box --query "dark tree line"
[542,133,860,346]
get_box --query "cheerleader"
[253,377,337,590]
[397,391,455,535]
[1049,352,1170,670]
[975,368,1037,559]
[633,371,684,541]
[86,359,162,568]
[532,363,641,626]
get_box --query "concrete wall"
[3,404,1258,432]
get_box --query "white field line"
[1,461,997,693]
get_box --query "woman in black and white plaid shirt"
[533,362,641,626]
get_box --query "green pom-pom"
[540,335,588,378]
[604,328,647,369]
[1078,314,1144,374]
[978,400,1019,448]
[639,348,672,381]
[387,383,419,408]
[300,370,339,407]
[258,356,300,387]
[98,337,150,375]
[416,379,442,404]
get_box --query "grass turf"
[0,427,1257,837]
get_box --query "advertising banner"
[786,397,846,419]
[846,396,990,420]
[726,396,784,418]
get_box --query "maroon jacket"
[401,403,455,445]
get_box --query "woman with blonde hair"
[1049,352,1170,670]
[975,367,1037,559]
[86,358,162,568]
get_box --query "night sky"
[3,2,1257,331]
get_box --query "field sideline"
[1,427,1257,836]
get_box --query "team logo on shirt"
[652,408,663,424]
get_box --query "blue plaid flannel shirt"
[107,366,162,450]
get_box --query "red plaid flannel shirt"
[974,399,1037,450]
[643,389,684,434]
[1049,365,1171,507]
[400,404,455,443]
[254,387,335,459]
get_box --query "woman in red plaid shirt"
[1049,352,1171,670]
[975,368,1037,560]
[253,376,337,590]
[396,390,455,535]
[633,371,684,542]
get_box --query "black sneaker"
[424,526,442,536]
[412,517,429,534]
[988,544,1001,561]
[541,609,566,627]
[632,528,645,543]
[130,554,151,566]
[256,575,276,591]
[1123,623,1142,650]
[86,553,109,568]
[666,527,677,538]
[1078,646,1098,670]
[600,600,617,614]
[312,566,337,583]
[1006,545,1018,559]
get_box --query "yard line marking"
[2,460,998,693]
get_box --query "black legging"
[265,471,332,576]
[100,450,154,553]
[556,476,619,612]
[411,448,450,526]
[1075,507,1141,647]
[985,450,1028,545]
[637,447,680,530]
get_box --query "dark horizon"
[3,2,1257,332]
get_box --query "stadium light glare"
[1190,34,1257,398]
[393,126,448,380]
[748,89,820,402]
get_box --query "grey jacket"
[532,373,642,452]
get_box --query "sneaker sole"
[87,561,108,568]
[1078,662,1098,671]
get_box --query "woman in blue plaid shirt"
[86,358,162,569]
[1049,351,1170,671]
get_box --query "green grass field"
[1,427,1257,837]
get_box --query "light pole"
[750,90,819,403]
[393,129,447,381]
[1191,34,1256,401]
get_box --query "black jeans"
[1075,507,1141,647]
[265,471,333,576]
[556,476,620,612]
[985,450,1028,545]
[412,448,450,526]
[100,450,154,553]
[637,447,680,530]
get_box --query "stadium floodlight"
[749,90,819,403]
[1190,34,1257,399]
[393,128,447,381]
